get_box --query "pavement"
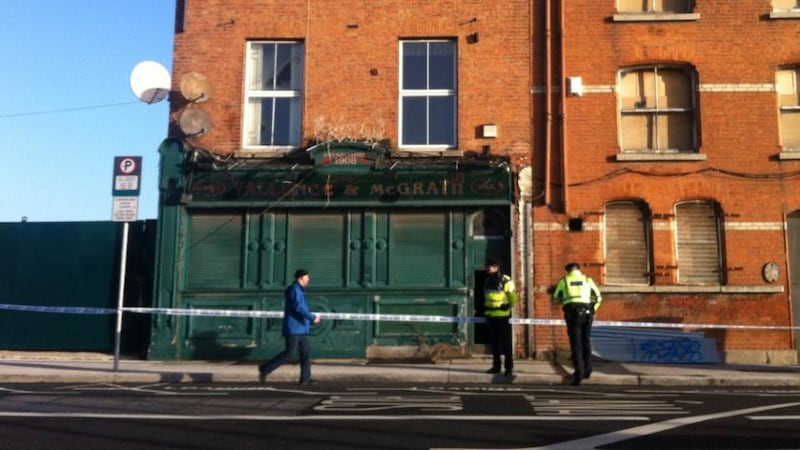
[0,352,798,386]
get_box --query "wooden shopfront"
[148,140,513,360]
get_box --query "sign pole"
[111,155,141,372]
[113,221,129,371]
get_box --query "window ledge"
[602,285,784,294]
[769,11,800,19]
[616,152,707,162]
[612,13,701,22]
[394,149,464,158]
[778,151,800,160]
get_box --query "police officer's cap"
[564,262,580,272]
[485,258,499,267]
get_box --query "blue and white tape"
[2,302,798,330]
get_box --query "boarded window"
[186,212,244,288]
[391,212,446,286]
[619,66,696,152]
[772,0,800,11]
[288,213,345,287]
[604,202,651,285]
[675,201,721,285]
[777,68,800,149]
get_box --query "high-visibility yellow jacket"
[552,269,602,312]
[484,274,518,318]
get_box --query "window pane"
[620,70,655,109]
[657,0,690,12]
[259,44,277,90]
[402,42,428,89]
[773,0,800,11]
[618,0,648,11]
[777,69,799,107]
[781,111,800,148]
[251,97,275,146]
[659,69,692,109]
[429,42,455,89]
[402,96,427,144]
[621,113,652,149]
[658,112,693,150]
[429,95,456,145]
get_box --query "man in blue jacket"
[259,269,321,385]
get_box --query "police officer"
[552,262,602,386]
[483,259,518,377]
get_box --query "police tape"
[2,302,799,330]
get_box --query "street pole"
[113,221,129,371]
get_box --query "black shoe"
[584,370,592,379]
[486,368,501,374]
[299,379,318,386]
[258,368,268,384]
[504,370,513,377]
[571,377,582,386]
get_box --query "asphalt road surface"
[1,382,799,449]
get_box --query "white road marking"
[0,412,648,421]
[519,402,800,450]
[747,415,800,420]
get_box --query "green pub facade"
[149,140,514,360]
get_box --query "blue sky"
[0,1,176,222]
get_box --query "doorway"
[467,208,511,346]
[787,211,800,356]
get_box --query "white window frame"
[242,41,304,152]
[398,39,457,151]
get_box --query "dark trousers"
[563,303,594,381]
[259,334,312,383]
[486,316,513,373]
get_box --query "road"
[1,382,799,449]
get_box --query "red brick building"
[532,0,800,364]
[153,0,798,362]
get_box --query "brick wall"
[532,1,799,361]
[171,0,531,161]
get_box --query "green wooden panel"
[390,211,446,286]
[288,212,346,287]
[183,297,258,359]
[347,211,363,287]
[373,300,463,346]
[186,212,243,289]
[449,210,467,286]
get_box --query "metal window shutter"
[390,212,446,286]
[605,202,650,285]
[676,202,720,284]
[288,213,346,287]
[187,212,243,288]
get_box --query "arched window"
[619,65,697,153]
[675,201,722,285]
[604,201,652,285]
[471,209,506,239]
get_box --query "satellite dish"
[180,72,212,103]
[178,108,212,137]
[130,61,171,104]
